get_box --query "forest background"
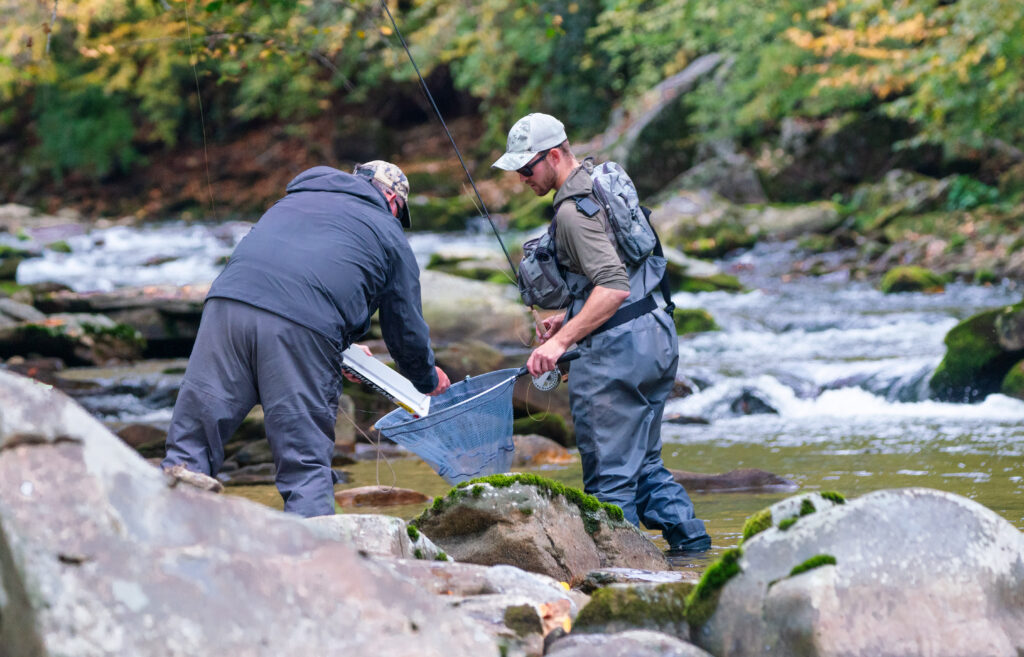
[1,0,1022,225]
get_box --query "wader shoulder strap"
[642,206,675,316]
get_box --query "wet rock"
[115,423,167,450]
[333,392,356,453]
[512,434,573,466]
[930,303,1024,402]
[426,247,512,284]
[546,629,713,657]
[216,463,277,486]
[1,356,65,386]
[663,414,708,425]
[572,581,694,639]
[513,413,571,446]
[0,298,46,323]
[231,437,274,466]
[333,485,430,508]
[580,567,698,594]
[419,270,533,347]
[0,313,145,365]
[729,388,778,415]
[1001,359,1024,401]
[306,514,448,560]
[33,283,208,358]
[0,370,496,656]
[412,476,668,587]
[879,265,946,293]
[669,468,799,493]
[448,595,571,656]
[694,488,1024,657]
[435,339,507,382]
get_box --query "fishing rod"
[377,0,518,280]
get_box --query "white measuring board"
[340,346,431,418]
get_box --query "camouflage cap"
[492,113,567,171]
[354,160,412,227]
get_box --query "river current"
[12,222,1024,561]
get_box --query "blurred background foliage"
[1,0,1022,184]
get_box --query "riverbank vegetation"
[3,0,1021,220]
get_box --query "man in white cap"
[494,113,711,553]
[163,162,450,517]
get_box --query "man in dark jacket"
[162,162,450,517]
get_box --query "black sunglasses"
[516,149,551,177]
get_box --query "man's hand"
[527,338,568,377]
[342,343,373,383]
[536,312,566,344]
[428,366,451,396]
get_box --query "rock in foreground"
[0,371,494,657]
[412,475,669,587]
[695,488,1024,657]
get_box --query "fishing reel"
[531,367,563,392]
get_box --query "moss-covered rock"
[1000,360,1024,401]
[676,273,744,293]
[573,582,694,638]
[406,195,480,232]
[930,304,1024,402]
[684,547,742,628]
[512,413,571,445]
[672,308,719,335]
[879,266,946,294]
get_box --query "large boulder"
[692,488,1024,657]
[0,370,495,656]
[412,475,669,587]
[419,270,532,347]
[305,513,448,560]
[930,302,1024,402]
[0,312,145,365]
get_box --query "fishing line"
[183,1,218,218]
[377,0,517,279]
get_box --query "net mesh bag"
[374,368,519,485]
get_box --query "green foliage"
[789,553,836,577]
[574,582,693,633]
[406,524,420,542]
[799,498,816,516]
[946,175,1000,211]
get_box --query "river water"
[14,222,1024,567]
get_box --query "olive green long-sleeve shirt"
[551,161,630,292]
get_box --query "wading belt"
[590,294,658,336]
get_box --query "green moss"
[673,308,719,335]
[799,498,816,516]
[46,240,72,253]
[416,473,624,535]
[0,245,31,258]
[82,322,146,349]
[676,273,744,294]
[413,548,424,560]
[503,604,543,637]
[685,547,742,627]
[879,266,946,294]
[930,306,1021,402]
[573,582,693,633]
[789,554,837,577]
[974,269,997,285]
[512,413,570,444]
[819,491,846,505]
[778,517,798,531]
[1001,360,1024,400]
[435,551,448,561]
[406,524,420,542]
[741,508,772,542]
[471,485,484,498]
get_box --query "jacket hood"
[285,166,389,211]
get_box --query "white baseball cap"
[492,113,567,171]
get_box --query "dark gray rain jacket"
[207,166,438,392]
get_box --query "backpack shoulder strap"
[640,205,675,316]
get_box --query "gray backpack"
[586,159,657,266]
